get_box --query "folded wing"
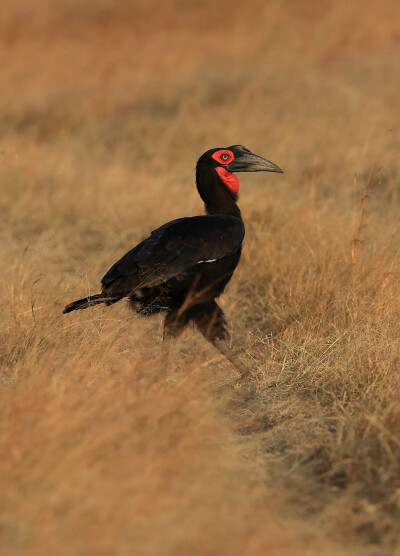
[101,215,245,297]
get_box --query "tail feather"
[63,293,109,314]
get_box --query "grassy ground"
[1,0,400,554]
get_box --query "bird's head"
[197,145,283,197]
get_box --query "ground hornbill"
[63,145,283,381]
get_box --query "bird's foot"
[232,369,256,392]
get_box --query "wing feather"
[101,215,244,296]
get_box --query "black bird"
[63,145,282,380]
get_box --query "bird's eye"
[211,149,234,165]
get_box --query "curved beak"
[227,152,283,173]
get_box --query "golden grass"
[1,0,400,553]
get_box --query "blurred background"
[1,0,399,280]
[1,1,399,554]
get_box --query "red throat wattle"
[215,167,240,195]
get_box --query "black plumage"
[63,145,282,379]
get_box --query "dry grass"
[1,0,400,554]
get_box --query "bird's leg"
[210,337,250,382]
[193,301,252,383]
[161,309,187,374]
[161,336,173,374]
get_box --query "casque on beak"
[227,150,283,173]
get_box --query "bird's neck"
[196,167,242,218]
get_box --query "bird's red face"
[211,149,239,194]
[209,145,283,196]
